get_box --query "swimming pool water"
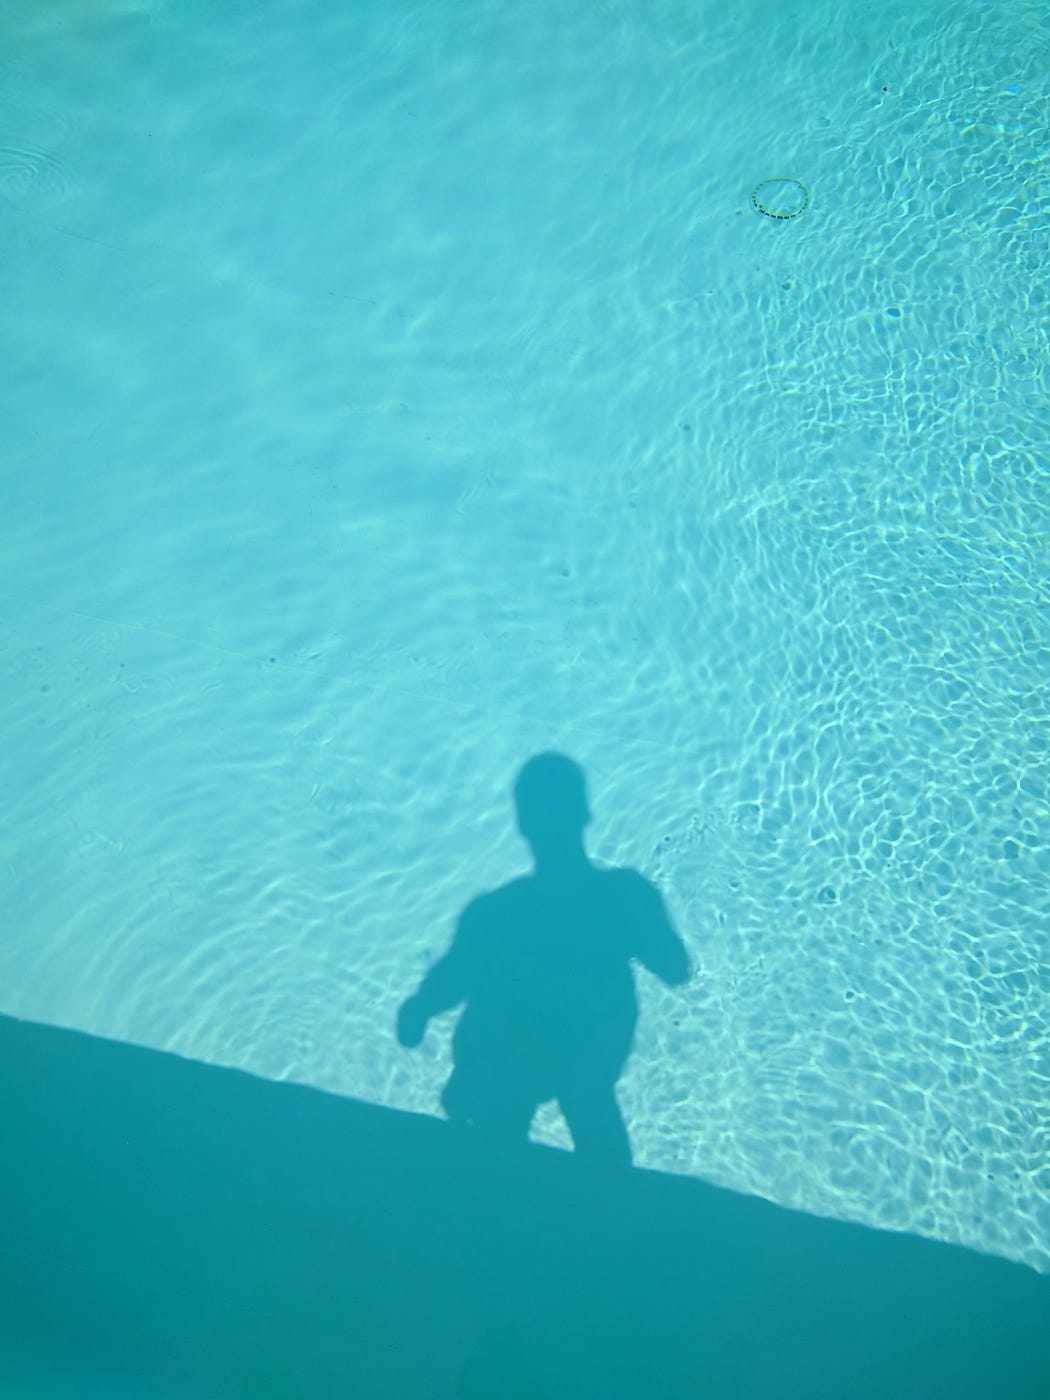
[1,0,1047,1272]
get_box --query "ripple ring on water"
[750,177,809,220]
[0,144,73,209]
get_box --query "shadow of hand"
[397,996,427,1049]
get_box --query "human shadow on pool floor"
[396,753,690,1167]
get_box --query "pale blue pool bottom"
[2,0,1048,1389]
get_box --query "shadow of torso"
[448,865,660,1111]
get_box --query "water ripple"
[0,142,73,209]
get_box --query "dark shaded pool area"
[3,1013,1048,1398]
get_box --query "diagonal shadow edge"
[1,1013,1047,1399]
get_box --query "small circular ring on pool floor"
[750,177,809,220]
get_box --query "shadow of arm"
[633,876,691,986]
[397,902,481,1046]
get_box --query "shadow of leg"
[559,1083,632,1169]
[442,1063,538,1148]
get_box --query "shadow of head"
[513,752,591,861]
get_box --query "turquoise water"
[1,0,1047,1280]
